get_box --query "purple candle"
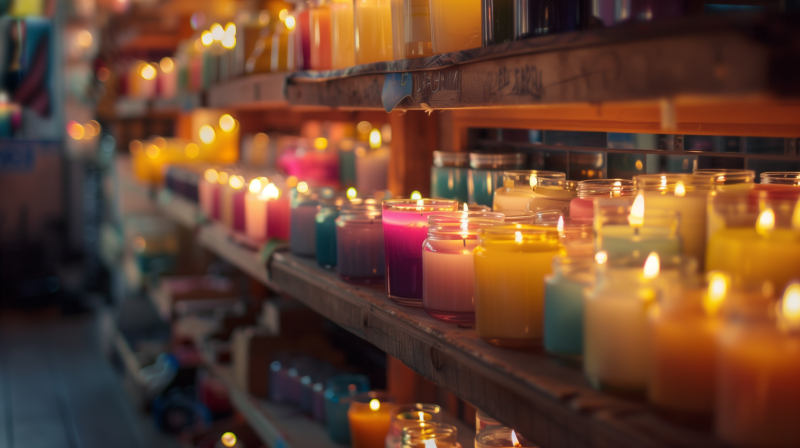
[382,199,457,306]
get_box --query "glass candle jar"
[468,152,526,208]
[715,284,800,448]
[355,0,394,64]
[476,428,536,447]
[330,0,356,68]
[534,210,593,257]
[514,0,592,39]
[474,226,562,348]
[290,187,335,256]
[634,173,717,270]
[431,151,469,203]
[493,170,567,211]
[594,196,681,260]
[422,212,504,323]
[622,0,686,23]
[316,198,348,268]
[404,0,435,57]
[570,179,634,220]
[501,210,536,224]
[387,403,442,448]
[348,391,395,448]
[401,423,458,448]
[760,171,800,186]
[429,0,482,53]
[475,409,503,434]
[694,168,755,192]
[200,167,222,220]
[310,0,333,70]
[325,374,371,444]
[706,190,800,294]
[543,254,594,357]
[221,174,247,232]
[337,206,385,282]
[382,199,458,305]
[483,0,515,46]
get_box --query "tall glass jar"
[429,0,482,53]
[336,206,385,282]
[543,254,594,357]
[404,0,435,57]
[383,199,458,305]
[514,0,592,39]
[310,0,333,70]
[570,179,634,219]
[316,198,346,268]
[492,170,566,211]
[430,151,469,203]
[422,212,503,323]
[474,225,562,348]
[468,152,526,208]
[483,0,515,46]
[355,0,394,64]
[330,0,356,68]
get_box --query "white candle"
[493,170,566,212]
[356,146,390,195]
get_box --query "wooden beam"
[389,110,438,197]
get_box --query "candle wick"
[634,227,639,236]
[463,238,466,247]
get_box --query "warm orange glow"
[146,144,160,159]
[529,175,538,188]
[511,430,521,447]
[140,64,156,80]
[218,171,229,185]
[249,178,262,194]
[314,137,328,151]
[84,120,100,138]
[133,237,146,252]
[629,195,645,227]
[369,129,382,149]
[285,15,296,30]
[674,181,686,197]
[756,209,775,236]
[199,125,215,144]
[643,252,660,280]
[704,271,729,315]
[357,121,372,135]
[260,183,281,200]
[286,176,298,188]
[224,23,236,36]
[221,432,237,448]
[595,251,608,264]
[279,8,289,20]
[67,121,85,140]
[159,57,174,74]
[793,199,800,230]
[201,30,213,46]
[296,182,309,193]
[514,231,523,245]
[219,114,235,132]
[229,175,244,190]
[210,23,224,41]
[77,30,93,48]
[557,215,564,233]
[254,133,269,147]
[411,191,422,200]
[185,143,199,158]
[97,67,110,82]
[129,140,143,154]
[153,137,166,149]
[369,399,380,411]
[204,169,218,183]
[347,187,357,199]
[221,34,236,49]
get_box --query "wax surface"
[423,238,478,322]
[348,403,393,448]
[431,166,468,203]
[355,1,394,64]
[429,0,482,53]
[599,225,681,259]
[337,218,385,280]
[543,271,591,357]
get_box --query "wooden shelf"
[154,197,723,448]
[207,73,290,110]
[156,191,204,230]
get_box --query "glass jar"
[290,187,335,256]
[404,0,435,57]
[382,199,458,305]
[570,179,634,219]
[475,409,503,434]
[336,206,385,282]
[501,210,536,224]
[348,391,396,448]
[468,152,526,208]
[534,210,593,256]
[422,212,504,323]
[635,173,717,270]
[354,0,394,64]
[316,198,348,268]
[431,151,469,203]
[387,403,442,448]
[594,197,681,261]
[514,0,592,39]
[492,170,566,211]
[760,171,800,186]
[324,374,371,444]
[621,0,686,23]
[270,20,295,72]
[310,0,333,70]
[543,255,594,357]
[476,427,536,447]
[401,423,458,448]
[474,225,562,348]
[483,0,515,46]
[330,0,356,68]
[429,0,482,54]
[246,24,275,73]
[694,168,755,192]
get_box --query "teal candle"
[324,374,370,444]
[316,201,343,268]
[467,152,525,208]
[431,151,469,202]
[543,256,594,357]
[339,143,357,188]
[598,225,681,259]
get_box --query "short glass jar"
[476,427,536,447]
[316,198,347,268]
[492,170,566,211]
[387,403,442,448]
[501,210,536,224]
[347,391,396,448]
[594,196,681,260]
[336,205,385,282]
[694,168,755,192]
[543,254,594,357]
[401,422,458,448]
[431,151,469,203]
[569,179,634,219]
[474,225,562,348]
[534,210,593,257]
[383,199,458,305]
[468,152,525,208]
[422,212,504,323]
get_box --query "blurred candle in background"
[355,139,390,196]
[354,0,394,64]
[429,0,482,53]
[468,152,525,208]
[348,392,394,448]
[430,151,469,203]
[493,170,566,211]
[199,167,221,220]
[570,179,634,220]
[330,0,356,68]
[475,428,536,447]
[337,204,385,282]
[310,1,333,70]
[404,0,435,57]
[594,196,682,260]
[543,254,594,357]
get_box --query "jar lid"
[469,152,526,169]
[577,179,635,198]
[433,151,469,168]
[760,172,800,186]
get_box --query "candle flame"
[792,199,800,230]
[204,168,218,183]
[218,171,229,185]
[411,191,422,200]
[780,283,800,328]
[369,129,382,149]
[297,182,309,193]
[260,183,280,200]
[418,411,425,421]
[347,187,357,200]
[514,231,523,244]
[595,251,608,264]
[369,399,380,411]
[756,209,775,236]
[557,215,564,233]
[229,175,244,190]
[704,271,728,316]
[424,440,437,448]
[511,430,521,447]
[529,176,538,188]
[221,432,237,447]
[643,252,660,279]
[464,203,469,212]
[628,195,645,227]
[249,178,262,194]
[674,181,686,197]
[660,176,667,189]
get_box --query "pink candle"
[199,168,220,220]
[569,179,634,219]
[267,196,291,240]
[383,199,458,306]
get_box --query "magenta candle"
[569,179,634,219]
[267,196,291,240]
[383,199,458,306]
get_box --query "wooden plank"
[388,111,439,197]
[197,223,273,287]
[207,73,289,110]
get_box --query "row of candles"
[189,164,800,447]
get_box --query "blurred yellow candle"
[354,0,394,64]
[428,0,481,54]
[330,0,356,68]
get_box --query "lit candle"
[475,428,535,448]
[543,255,594,358]
[199,168,221,220]
[354,0,394,64]
[310,3,332,70]
[386,404,441,448]
[595,196,682,260]
[569,179,634,220]
[382,199,458,305]
[336,205,385,282]
[474,226,562,348]
[245,177,269,241]
[348,392,395,448]
[324,374,371,444]
[401,423,458,448]
[422,209,503,323]
[716,283,800,448]
[428,0,482,53]
[492,170,566,212]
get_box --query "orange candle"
[348,392,394,448]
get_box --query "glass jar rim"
[433,151,469,167]
[469,152,526,169]
[501,210,537,224]
[401,423,457,445]
[760,172,800,185]
[634,173,716,192]
[478,224,561,239]
[577,179,635,198]
[427,211,504,223]
[383,199,458,212]
[693,169,755,185]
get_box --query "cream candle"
[382,199,458,306]
[570,179,634,220]
[422,211,503,323]
[594,196,681,260]
[493,170,566,212]
[429,0,482,53]
[221,174,246,232]
[354,0,394,64]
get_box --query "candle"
[475,409,503,434]
[316,198,346,268]
[430,151,469,203]
[476,428,535,447]
[594,196,682,259]
[515,0,592,38]
[386,404,442,448]
[543,255,594,358]
[199,168,221,220]
[337,205,385,282]
[383,199,458,305]
[474,226,561,348]
[348,392,395,448]
[403,0,435,58]
[356,146,390,195]
[429,0,482,53]
[634,173,716,270]
[493,170,566,212]
[330,0,356,68]
[221,174,246,232]
[755,172,800,196]
[290,186,335,257]
[401,423,458,448]
[533,211,593,257]
[468,153,525,208]
[267,187,291,240]
[716,283,800,448]
[482,0,514,45]
[422,211,503,323]
[310,3,332,70]
[324,374,371,444]
[354,0,394,64]
[569,179,634,220]
[245,177,270,242]
[647,272,726,417]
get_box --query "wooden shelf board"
[207,73,289,110]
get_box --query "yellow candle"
[428,0,481,54]
[354,0,394,64]
[330,0,356,68]
[474,226,561,348]
[349,396,394,448]
[716,283,800,448]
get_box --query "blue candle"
[431,151,469,203]
[467,152,525,208]
[315,200,343,268]
[324,374,370,444]
[543,255,594,357]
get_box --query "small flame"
[780,283,800,328]
[416,199,425,211]
[756,209,775,235]
[410,191,422,200]
[204,169,218,183]
[660,176,667,189]
[221,432,237,447]
[529,176,538,188]
[369,129,382,149]
[514,231,523,244]
[418,411,425,421]
[297,182,309,193]
[557,215,564,233]
[595,251,608,264]
[792,199,800,230]
[229,175,244,190]
[628,195,645,227]
[347,187,357,200]
[674,181,686,197]
[424,440,437,448]
[511,430,521,447]
[704,271,728,315]
[369,399,380,411]
[643,252,660,279]
[260,183,281,200]
[249,179,262,194]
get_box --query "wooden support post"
[388,111,439,197]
